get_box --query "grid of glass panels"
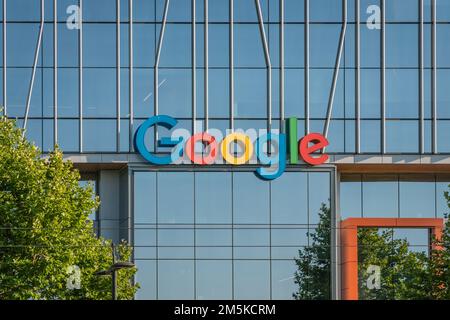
[133,169,331,300]
[340,173,450,219]
[2,0,450,154]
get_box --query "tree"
[427,213,450,299]
[0,116,138,299]
[358,228,429,300]
[293,203,331,300]
[294,201,450,300]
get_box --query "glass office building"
[2,0,450,299]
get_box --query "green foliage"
[0,116,138,299]
[294,192,450,300]
[358,228,429,300]
[293,203,331,300]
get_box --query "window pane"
[310,0,342,22]
[58,23,79,67]
[134,0,156,22]
[134,228,156,259]
[7,0,40,21]
[393,228,429,254]
[135,260,157,300]
[363,176,399,217]
[271,172,308,224]
[160,24,191,67]
[310,69,344,118]
[158,260,194,300]
[83,0,116,22]
[437,70,450,118]
[209,25,229,67]
[7,68,42,117]
[361,120,380,153]
[157,0,191,22]
[209,0,229,22]
[386,24,418,67]
[196,172,232,224]
[399,177,435,218]
[209,69,229,118]
[235,69,267,118]
[134,172,157,224]
[271,260,298,300]
[310,25,341,67]
[233,173,270,224]
[285,25,304,67]
[58,119,79,152]
[386,0,419,22]
[386,120,419,153]
[158,172,194,224]
[285,0,304,22]
[83,68,116,117]
[196,261,232,300]
[134,24,155,67]
[340,176,362,219]
[386,69,419,118]
[360,25,380,68]
[234,260,270,300]
[84,24,116,67]
[235,24,265,67]
[58,68,79,117]
[158,69,192,117]
[271,229,308,246]
[438,121,450,153]
[134,68,154,118]
[83,120,116,152]
[436,179,450,218]
[309,172,330,225]
[437,0,450,21]
[159,229,194,246]
[7,23,41,67]
[361,69,381,118]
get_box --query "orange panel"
[340,217,444,300]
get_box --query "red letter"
[186,133,217,165]
[299,133,329,165]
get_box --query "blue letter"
[255,133,286,180]
[134,115,181,165]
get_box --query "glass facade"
[3,0,450,300]
[340,174,450,219]
[2,0,450,155]
[133,170,331,300]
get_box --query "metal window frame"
[255,0,272,135]
[2,0,6,116]
[154,0,170,148]
[355,0,360,154]
[80,0,84,152]
[419,0,424,154]
[192,0,196,135]
[323,0,347,139]
[129,0,134,152]
[381,0,386,154]
[23,0,45,134]
[432,0,437,154]
[304,0,310,135]
[204,0,209,131]
[230,0,234,131]
[117,0,121,152]
[280,0,285,133]
[54,0,58,145]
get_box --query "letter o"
[185,133,217,165]
[221,133,254,165]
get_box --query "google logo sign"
[134,115,330,180]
